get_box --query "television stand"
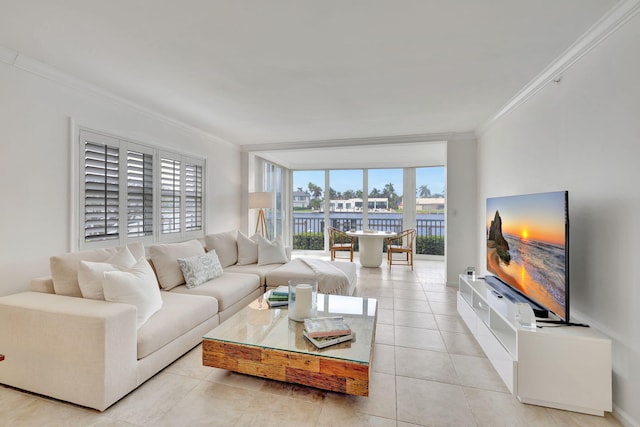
[457,274,612,415]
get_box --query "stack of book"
[303,316,354,348]
[266,286,289,307]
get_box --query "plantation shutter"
[84,141,119,242]
[161,157,181,234]
[127,149,153,237]
[185,163,203,232]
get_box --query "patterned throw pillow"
[177,250,224,289]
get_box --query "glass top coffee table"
[202,293,377,396]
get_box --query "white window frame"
[77,129,206,250]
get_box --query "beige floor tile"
[428,301,459,315]
[426,290,458,302]
[235,392,323,427]
[544,406,623,426]
[347,371,397,419]
[394,310,438,330]
[374,323,395,345]
[394,288,427,300]
[376,307,394,325]
[106,371,200,425]
[441,331,485,357]
[396,376,477,426]
[464,386,556,427]
[145,381,256,426]
[391,280,423,290]
[450,354,509,392]
[0,389,108,427]
[163,343,212,381]
[372,343,395,375]
[375,296,394,310]
[394,298,431,313]
[395,346,458,384]
[394,325,447,352]
[434,313,470,333]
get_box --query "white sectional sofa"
[0,239,260,411]
[0,231,357,411]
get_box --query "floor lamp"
[249,192,273,239]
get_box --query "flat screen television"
[486,191,569,322]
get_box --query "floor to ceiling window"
[291,166,445,256]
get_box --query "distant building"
[415,197,445,211]
[293,191,311,208]
[325,198,389,212]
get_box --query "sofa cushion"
[169,272,259,312]
[50,242,145,297]
[77,246,137,300]
[137,291,218,359]
[224,263,283,287]
[258,236,289,265]
[237,232,259,265]
[149,240,205,290]
[177,251,224,289]
[204,230,238,268]
[103,258,163,329]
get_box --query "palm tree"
[308,182,323,199]
[418,184,431,198]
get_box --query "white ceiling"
[0,0,619,160]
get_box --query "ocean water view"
[500,233,566,315]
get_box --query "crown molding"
[477,0,640,136]
[242,131,475,153]
[2,46,237,149]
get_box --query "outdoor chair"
[328,227,355,262]
[386,228,416,270]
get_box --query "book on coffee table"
[266,286,289,307]
[303,330,355,349]
[304,316,351,338]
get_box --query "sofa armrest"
[0,292,138,411]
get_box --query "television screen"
[486,191,569,321]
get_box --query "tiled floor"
[0,257,622,426]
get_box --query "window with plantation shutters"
[185,163,203,232]
[83,139,120,242]
[127,149,153,237]
[78,129,206,249]
[160,157,181,234]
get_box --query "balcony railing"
[293,215,444,255]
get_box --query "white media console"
[457,274,612,415]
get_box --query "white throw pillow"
[258,236,289,265]
[103,258,163,329]
[148,240,205,290]
[237,232,259,265]
[204,230,238,267]
[178,250,224,289]
[77,246,137,300]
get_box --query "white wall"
[0,58,243,297]
[477,14,640,427]
[446,137,478,285]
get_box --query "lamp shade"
[248,192,273,209]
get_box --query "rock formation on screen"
[488,210,511,263]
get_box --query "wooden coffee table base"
[202,339,370,396]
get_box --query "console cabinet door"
[517,329,612,415]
